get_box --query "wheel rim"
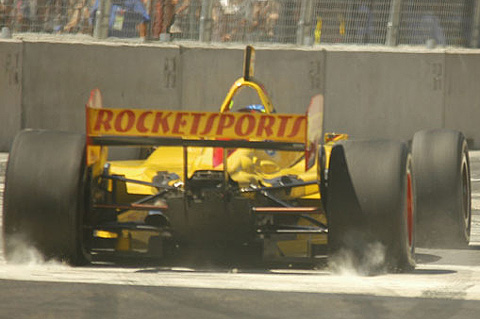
[462,160,471,238]
[406,173,414,249]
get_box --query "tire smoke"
[329,242,386,276]
[3,234,62,266]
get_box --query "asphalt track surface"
[1,152,480,318]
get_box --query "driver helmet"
[238,104,270,113]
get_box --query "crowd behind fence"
[0,0,479,48]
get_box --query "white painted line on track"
[0,262,479,300]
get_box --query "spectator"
[313,1,345,44]
[275,0,298,43]
[410,2,446,47]
[42,0,65,32]
[354,0,373,44]
[246,0,266,41]
[14,0,65,33]
[211,0,224,41]
[151,0,177,40]
[63,0,94,33]
[90,0,150,38]
[243,0,279,42]
[0,0,14,29]
[263,0,279,39]
[169,0,201,39]
[217,0,249,42]
[16,0,36,32]
[417,9,446,46]
[211,0,279,43]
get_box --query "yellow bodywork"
[105,135,346,258]
[110,147,311,195]
[108,133,347,198]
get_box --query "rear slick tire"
[327,140,415,274]
[412,129,471,248]
[3,130,91,265]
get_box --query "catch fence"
[0,0,479,48]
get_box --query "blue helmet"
[238,104,267,113]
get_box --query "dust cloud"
[329,242,386,276]
[1,234,63,267]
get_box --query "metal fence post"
[385,0,403,46]
[296,0,314,45]
[187,1,197,39]
[470,0,480,48]
[199,0,214,42]
[93,0,112,39]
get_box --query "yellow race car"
[3,46,471,272]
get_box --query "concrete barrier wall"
[179,47,323,114]
[1,40,480,151]
[324,50,445,141]
[254,48,325,114]
[0,40,22,151]
[179,46,244,111]
[445,53,480,146]
[22,42,181,134]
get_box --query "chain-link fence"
[1,0,480,48]
[0,0,93,34]
[310,0,391,44]
[397,0,473,47]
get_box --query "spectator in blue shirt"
[91,0,150,38]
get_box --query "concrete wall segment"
[323,50,445,142]
[254,48,325,114]
[0,40,22,151]
[21,41,182,133]
[444,53,480,148]
[180,46,243,112]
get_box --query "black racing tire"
[3,130,91,265]
[412,129,471,248]
[327,140,415,273]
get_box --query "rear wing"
[87,87,309,144]
[87,108,306,144]
[86,90,323,171]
